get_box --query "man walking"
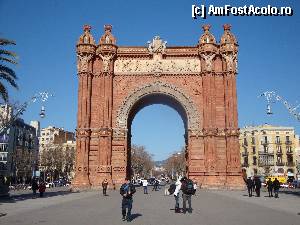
[31,178,39,198]
[120,178,136,222]
[180,177,195,214]
[142,179,148,194]
[246,177,253,197]
[266,178,273,197]
[273,178,280,198]
[102,178,109,196]
[254,176,261,197]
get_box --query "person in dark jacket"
[266,178,273,197]
[254,177,261,197]
[102,178,109,196]
[31,178,39,198]
[246,177,254,197]
[120,178,136,222]
[273,178,280,198]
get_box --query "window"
[253,156,257,165]
[275,136,280,143]
[286,136,290,141]
[251,137,255,145]
[252,147,256,154]
[263,146,268,153]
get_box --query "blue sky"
[0,0,299,160]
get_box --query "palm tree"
[0,38,18,102]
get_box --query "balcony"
[242,152,249,157]
[276,162,284,166]
[286,162,295,167]
[243,142,248,147]
[261,141,269,145]
[241,163,249,167]
[276,151,283,155]
[258,162,274,166]
[286,151,293,155]
[285,140,292,145]
[275,141,282,145]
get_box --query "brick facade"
[73,24,244,189]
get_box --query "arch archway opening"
[126,93,189,179]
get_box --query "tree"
[131,144,154,178]
[0,38,18,102]
[163,147,186,179]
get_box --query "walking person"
[273,178,280,198]
[246,177,253,197]
[39,181,46,197]
[102,178,109,196]
[31,178,39,198]
[142,179,148,194]
[254,176,261,197]
[173,177,182,213]
[266,178,273,197]
[181,177,195,214]
[120,178,136,222]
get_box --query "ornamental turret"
[198,25,218,73]
[97,25,117,75]
[76,25,96,74]
[220,24,238,73]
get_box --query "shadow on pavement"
[0,190,73,203]
[130,213,142,221]
[280,190,300,198]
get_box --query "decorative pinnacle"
[223,24,232,31]
[83,24,91,32]
[202,24,211,32]
[104,24,112,33]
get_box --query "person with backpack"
[120,178,136,222]
[254,176,262,197]
[180,177,195,214]
[266,178,273,197]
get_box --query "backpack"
[182,179,195,195]
[168,183,176,195]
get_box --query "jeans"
[274,189,279,198]
[255,188,260,197]
[122,198,133,218]
[247,187,252,197]
[103,188,107,196]
[268,188,273,197]
[182,193,192,212]
[143,186,148,194]
[174,194,179,210]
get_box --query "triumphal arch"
[73,24,244,189]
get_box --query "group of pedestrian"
[169,176,197,214]
[246,176,280,198]
[31,179,46,198]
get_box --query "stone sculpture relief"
[77,54,93,73]
[222,52,237,72]
[201,53,215,72]
[114,58,201,75]
[100,54,114,72]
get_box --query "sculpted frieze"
[114,58,201,75]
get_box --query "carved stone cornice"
[89,127,113,137]
[77,44,96,55]
[190,128,239,137]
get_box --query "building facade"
[239,124,299,178]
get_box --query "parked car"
[46,182,54,188]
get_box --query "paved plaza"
[0,187,299,225]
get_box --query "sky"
[0,0,299,160]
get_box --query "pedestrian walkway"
[0,187,299,225]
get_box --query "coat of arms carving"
[147,36,167,54]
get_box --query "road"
[0,186,299,225]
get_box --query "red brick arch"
[73,24,244,189]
